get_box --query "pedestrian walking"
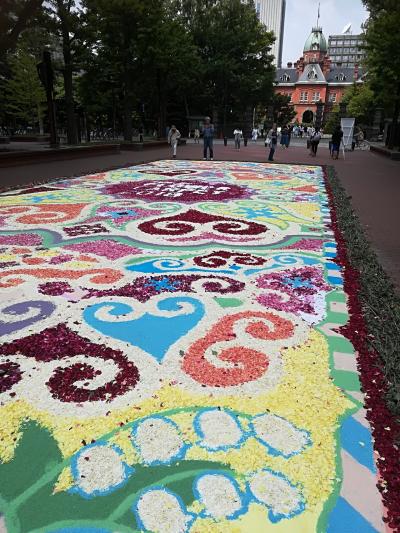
[138,125,144,143]
[331,125,343,160]
[252,127,258,142]
[287,124,293,147]
[233,127,243,150]
[267,124,278,162]
[280,126,289,149]
[167,125,181,159]
[309,127,321,157]
[202,117,214,160]
[194,128,200,144]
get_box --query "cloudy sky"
[282,0,369,64]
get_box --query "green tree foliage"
[343,83,375,124]
[3,42,46,132]
[362,0,400,147]
[1,0,276,141]
[0,0,43,71]
[173,0,275,133]
[324,106,340,134]
[272,93,296,127]
[45,0,83,144]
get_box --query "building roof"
[325,67,362,83]
[304,27,328,53]
[297,63,326,84]
[276,68,297,83]
[275,66,363,85]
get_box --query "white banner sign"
[341,118,355,151]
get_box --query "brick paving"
[0,140,399,290]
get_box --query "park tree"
[174,0,275,135]
[362,0,400,147]
[342,83,375,124]
[272,93,296,127]
[0,0,43,71]
[81,0,201,139]
[44,0,83,145]
[3,42,46,132]
[139,8,202,136]
[324,106,340,134]
[82,0,165,141]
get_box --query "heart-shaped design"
[83,296,204,362]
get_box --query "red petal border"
[324,165,400,531]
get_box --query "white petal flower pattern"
[194,408,244,451]
[132,416,187,465]
[194,473,246,519]
[134,488,195,533]
[248,469,305,522]
[71,443,132,498]
[251,413,311,457]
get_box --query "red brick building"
[275,26,363,125]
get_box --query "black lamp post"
[315,100,324,129]
[266,105,274,129]
[339,101,348,118]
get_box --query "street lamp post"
[315,100,324,129]
[339,101,348,118]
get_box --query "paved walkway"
[1,140,399,290]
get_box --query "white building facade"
[254,0,286,67]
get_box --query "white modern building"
[254,0,286,67]
[328,30,365,68]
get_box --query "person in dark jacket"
[331,126,343,159]
[280,126,289,149]
[267,124,278,162]
[309,127,321,157]
[201,117,214,160]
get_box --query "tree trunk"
[63,61,77,144]
[387,84,400,150]
[223,105,227,138]
[157,69,167,138]
[37,104,44,135]
[184,95,190,135]
[122,71,133,141]
[58,0,77,145]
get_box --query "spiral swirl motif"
[0,301,56,336]
[138,209,267,237]
[193,251,266,269]
[0,324,140,403]
[182,311,294,387]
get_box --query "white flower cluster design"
[70,408,311,530]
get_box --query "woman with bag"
[309,128,321,157]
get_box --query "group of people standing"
[167,117,345,162]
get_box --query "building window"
[335,73,346,81]
[329,93,337,103]
[312,91,320,102]
[289,93,293,102]
[280,73,291,81]
[300,91,308,102]
[307,67,318,79]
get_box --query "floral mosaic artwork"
[0,161,386,532]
